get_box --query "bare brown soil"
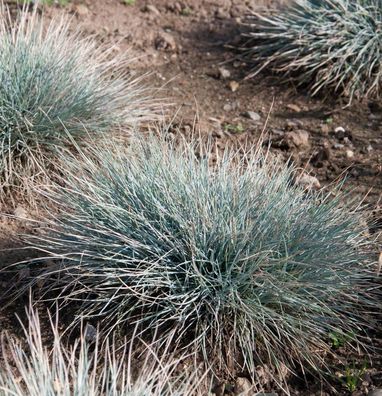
[0,0,381,395]
[54,0,382,209]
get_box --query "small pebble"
[297,174,321,190]
[228,81,239,92]
[155,32,176,51]
[285,130,310,149]
[345,150,355,159]
[234,377,252,395]
[73,4,89,16]
[143,4,161,15]
[286,104,301,112]
[242,111,261,122]
[14,205,28,218]
[334,126,345,134]
[218,67,231,80]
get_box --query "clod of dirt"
[234,377,253,395]
[142,4,161,16]
[13,205,28,219]
[311,144,331,167]
[215,7,230,19]
[296,173,321,190]
[155,32,176,51]
[285,130,310,149]
[73,4,89,17]
[167,2,191,15]
[218,66,231,80]
[286,103,302,113]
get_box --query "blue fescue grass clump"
[0,6,152,196]
[19,135,378,385]
[240,0,382,104]
[0,306,201,396]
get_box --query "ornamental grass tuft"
[14,135,379,386]
[240,0,382,104]
[0,6,153,198]
[0,306,201,396]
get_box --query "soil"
[57,0,381,208]
[0,0,381,395]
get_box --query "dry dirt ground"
[0,0,381,395]
[57,0,382,215]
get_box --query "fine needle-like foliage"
[13,135,379,389]
[0,5,154,199]
[240,0,382,104]
[0,306,203,396]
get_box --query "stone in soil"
[228,80,239,92]
[345,150,355,159]
[218,67,231,80]
[155,32,176,51]
[143,4,161,15]
[234,377,253,395]
[73,4,89,16]
[296,173,321,190]
[334,126,345,134]
[286,103,302,113]
[242,111,261,122]
[13,205,28,218]
[285,130,310,149]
